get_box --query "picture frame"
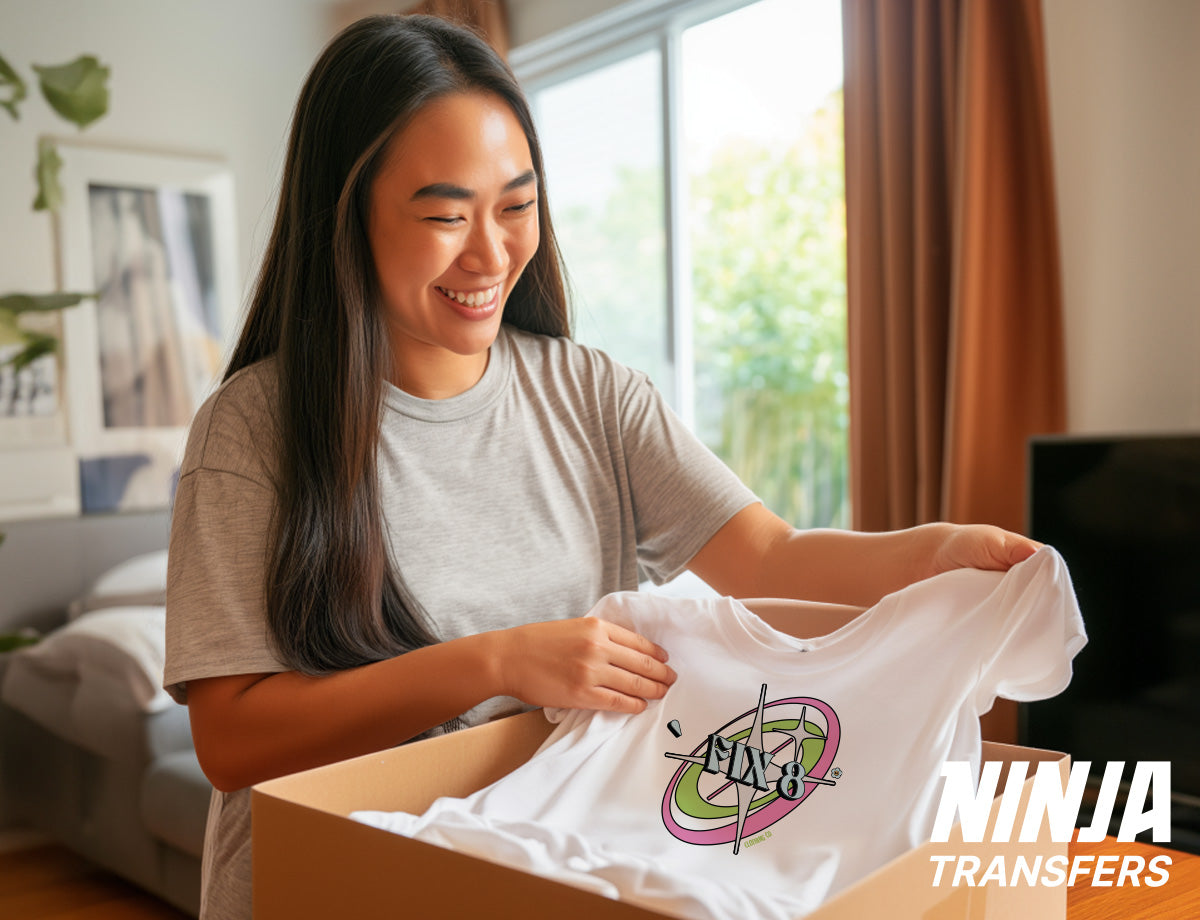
[55,141,239,513]
[0,346,66,438]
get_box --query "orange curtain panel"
[843,0,1065,535]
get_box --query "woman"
[164,14,1036,918]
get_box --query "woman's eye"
[507,200,536,213]
[426,216,463,225]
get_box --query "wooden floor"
[0,843,190,919]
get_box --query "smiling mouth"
[436,284,500,307]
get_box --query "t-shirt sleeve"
[973,546,1088,711]
[615,370,758,585]
[163,369,287,703]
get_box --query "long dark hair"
[225,14,570,674]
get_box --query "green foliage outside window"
[556,166,671,403]
[555,91,848,529]
[691,93,848,529]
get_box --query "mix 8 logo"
[661,684,841,854]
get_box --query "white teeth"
[441,284,498,307]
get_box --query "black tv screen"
[1023,433,1200,853]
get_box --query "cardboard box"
[253,708,1070,919]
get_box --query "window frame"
[512,0,761,428]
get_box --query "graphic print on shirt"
[662,683,841,855]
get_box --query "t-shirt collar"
[382,325,513,422]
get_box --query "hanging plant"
[0,292,90,373]
[33,55,111,129]
[0,51,110,370]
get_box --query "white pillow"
[5,606,171,713]
[67,549,168,619]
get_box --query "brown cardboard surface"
[254,709,670,919]
[254,710,1069,920]
[254,784,664,919]
[255,707,553,817]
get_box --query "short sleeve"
[616,372,758,584]
[163,363,287,702]
[973,547,1088,711]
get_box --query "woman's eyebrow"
[410,169,537,202]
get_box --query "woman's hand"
[491,617,676,714]
[925,523,1041,580]
[187,616,675,792]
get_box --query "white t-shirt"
[353,546,1086,920]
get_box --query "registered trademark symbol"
[831,767,843,779]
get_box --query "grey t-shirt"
[164,325,757,918]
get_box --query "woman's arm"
[687,503,1039,606]
[186,616,675,792]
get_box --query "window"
[516,0,848,528]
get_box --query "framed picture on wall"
[55,141,239,513]
[0,341,77,522]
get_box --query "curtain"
[332,1,509,56]
[409,0,510,56]
[843,0,1065,537]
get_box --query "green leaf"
[0,633,41,653]
[0,291,93,313]
[0,309,23,346]
[2,331,58,374]
[0,292,90,361]
[33,55,110,129]
[33,138,63,211]
[0,52,27,120]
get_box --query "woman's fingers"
[599,625,676,700]
[932,524,1041,574]
[603,621,671,663]
[496,617,677,713]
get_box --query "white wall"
[1042,0,1200,434]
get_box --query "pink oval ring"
[661,696,841,846]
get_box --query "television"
[1022,433,1200,853]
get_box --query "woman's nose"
[458,218,507,276]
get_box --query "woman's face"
[367,91,539,397]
